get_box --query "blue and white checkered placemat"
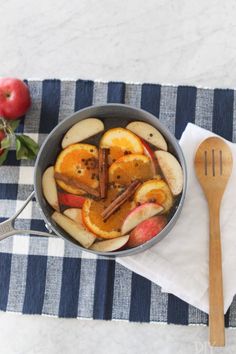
[1,80,236,326]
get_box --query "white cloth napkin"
[117,123,236,314]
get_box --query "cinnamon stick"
[102,180,141,221]
[54,172,100,198]
[99,148,109,199]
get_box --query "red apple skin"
[58,192,86,208]
[0,78,31,120]
[0,130,6,156]
[141,139,158,174]
[127,215,167,248]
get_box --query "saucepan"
[0,104,187,257]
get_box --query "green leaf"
[8,119,21,132]
[16,138,29,160]
[15,135,39,160]
[0,149,9,166]
[1,135,11,149]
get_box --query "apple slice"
[62,118,104,149]
[51,211,96,248]
[141,139,158,175]
[127,215,167,248]
[42,166,60,211]
[58,193,86,208]
[63,208,84,224]
[121,202,163,235]
[126,121,167,151]
[90,235,129,252]
[63,208,98,237]
[155,151,183,196]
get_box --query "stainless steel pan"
[0,104,187,257]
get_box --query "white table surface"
[1,0,236,353]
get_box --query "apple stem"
[0,117,7,132]
[0,117,15,148]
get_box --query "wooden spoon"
[194,137,233,347]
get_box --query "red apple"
[141,139,158,175]
[0,78,31,120]
[127,215,167,248]
[0,130,6,156]
[58,192,86,208]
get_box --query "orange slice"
[134,179,173,212]
[109,154,154,185]
[55,143,99,195]
[82,186,134,239]
[100,127,143,165]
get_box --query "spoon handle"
[209,200,225,347]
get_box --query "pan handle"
[0,191,57,241]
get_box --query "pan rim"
[34,103,187,257]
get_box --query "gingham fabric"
[0,80,236,326]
